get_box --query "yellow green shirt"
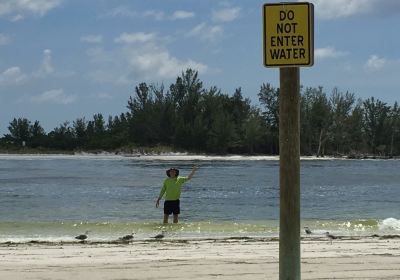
[159,176,189,201]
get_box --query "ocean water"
[0,154,399,242]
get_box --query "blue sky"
[1,0,400,135]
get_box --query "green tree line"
[1,69,399,156]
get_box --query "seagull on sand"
[119,232,135,241]
[325,232,337,244]
[75,231,89,241]
[304,227,312,235]
[152,231,166,239]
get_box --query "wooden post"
[279,67,301,280]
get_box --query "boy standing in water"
[156,166,198,224]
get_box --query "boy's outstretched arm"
[188,165,198,180]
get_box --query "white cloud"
[0,49,63,86]
[315,47,348,59]
[307,0,400,19]
[114,32,156,44]
[144,10,195,21]
[187,23,223,42]
[30,89,76,104]
[0,50,56,86]
[0,33,11,45]
[0,0,62,19]
[0,66,27,86]
[101,7,194,21]
[212,7,241,22]
[41,49,54,73]
[102,6,136,18]
[87,32,208,84]
[128,49,207,80]
[365,55,386,71]
[11,14,23,21]
[308,0,370,19]
[171,10,194,20]
[144,9,196,21]
[143,10,165,21]
[81,34,103,44]
[34,49,54,77]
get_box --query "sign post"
[263,3,314,280]
[279,66,300,280]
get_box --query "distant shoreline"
[0,151,398,161]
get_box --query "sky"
[1,0,400,135]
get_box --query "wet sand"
[1,237,399,280]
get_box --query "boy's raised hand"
[188,165,198,180]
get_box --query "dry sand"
[1,237,400,280]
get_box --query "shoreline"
[1,237,399,279]
[0,152,398,161]
[1,144,399,159]
[1,234,399,246]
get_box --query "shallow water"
[0,154,399,242]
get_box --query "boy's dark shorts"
[164,200,180,215]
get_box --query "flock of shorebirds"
[74,228,337,242]
[74,231,166,242]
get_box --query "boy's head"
[166,168,179,177]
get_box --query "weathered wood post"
[279,67,300,280]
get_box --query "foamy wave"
[379,218,400,231]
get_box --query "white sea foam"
[379,218,400,231]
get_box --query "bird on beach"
[75,231,89,242]
[325,232,337,244]
[304,227,312,235]
[119,232,135,241]
[152,231,166,239]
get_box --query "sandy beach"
[1,237,400,280]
